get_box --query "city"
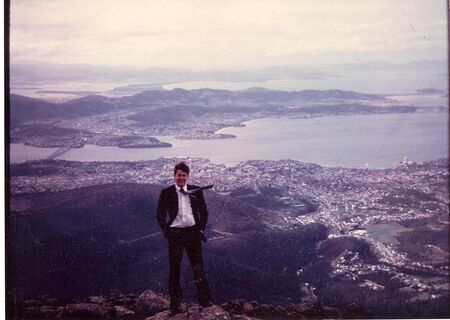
[10,156,449,304]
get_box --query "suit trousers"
[167,225,210,309]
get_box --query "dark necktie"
[182,185,214,194]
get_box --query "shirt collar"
[175,184,186,192]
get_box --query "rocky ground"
[8,289,370,319]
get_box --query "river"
[10,112,448,168]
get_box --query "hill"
[9,88,385,127]
[8,183,326,302]
[10,94,115,127]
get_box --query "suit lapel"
[169,185,179,212]
[187,184,200,225]
[187,184,198,201]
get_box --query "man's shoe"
[169,308,182,317]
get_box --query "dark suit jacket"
[156,184,209,238]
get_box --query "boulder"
[124,297,138,307]
[86,295,107,305]
[24,299,42,307]
[24,307,42,318]
[108,291,127,306]
[39,306,61,318]
[44,297,61,306]
[291,301,341,318]
[221,299,246,314]
[56,303,110,319]
[230,316,257,320]
[113,305,136,319]
[322,305,342,318]
[134,290,170,316]
[290,303,308,314]
[185,305,231,320]
[146,305,234,320]
[250,303,298,319]
[342,303,371,318]
[299,301,325,318]
[242,302,254,313]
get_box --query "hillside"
[8,180,449,317]
[10,94,115,127]
[10,87,438,148]
[8,183,325,302]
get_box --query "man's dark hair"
[174,162,190,175]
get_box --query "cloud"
[10,0,448,70]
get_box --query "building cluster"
[10,156,449,299]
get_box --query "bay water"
[10,112,448,168]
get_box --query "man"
[156,162,211,315]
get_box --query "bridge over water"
[46,147,72,160]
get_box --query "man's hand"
[199,230,207,243]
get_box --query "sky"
[10,0,448,71]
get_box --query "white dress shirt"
[170,185,196,228]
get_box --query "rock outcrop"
[8,289,370,319]
[147,305,243,320]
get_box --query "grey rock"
[56,303,110,319]
[251,304,290,318]
[44,297,61,306]
[24,299,42,307]
[24,307,42,318]
[113,305,136,319]
[323,305,341,318]
[242,302,254,313]
[124,297,138,307]
[39,306,60,318]
[134,290,170,316]
[220,299,246,314]
[230,316,259,320]
[86,295,107,305]
[146,305,233,320]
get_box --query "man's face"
[174,169,189,188]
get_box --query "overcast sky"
[10,0,448,71]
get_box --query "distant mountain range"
[9,63,334,84]
[9,88,382,127]
[11,60,446,84]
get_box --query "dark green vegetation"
[8,179,449,318]
[8,158,449,318]
[229,185,317,215]
[301,236,449,318]
[379,188,438,207]
[317,279,449,318]
[396,222,448,266]
[8,183,325,304]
